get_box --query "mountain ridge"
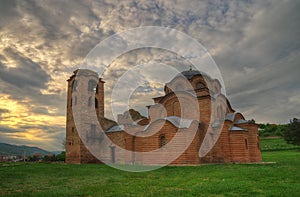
[0,142,52,156]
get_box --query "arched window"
[196,82,205,89]
[159,134,166,148]
[88,80,97,92]
[72,80,78,92]
[95,98,98,109]
[88,96,92,107]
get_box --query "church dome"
[177,68,202,79]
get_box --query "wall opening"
[159,134,166,148]
[95,98,98,109]
[88,80,97,92]
[245,139,248,150]
[72,80,78,92]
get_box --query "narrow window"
[72,80,78,92]
[159,134,166,148]
[245,139,248,150]
[196,82,205,89]
[95,98,98,109]
[88,80,97,92]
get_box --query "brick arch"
[214,94,228,120]
[148,104,167,122]
[215,94,235,113]
[211,79,221,94]
[233,112,246,122]
[190,75,207,90]
[166,76,191,92]
[159,91,199,120]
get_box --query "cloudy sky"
[0,0,299,151]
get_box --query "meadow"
[0,138,299,197]
[260,137,300,151]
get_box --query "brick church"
[66,68,262,165]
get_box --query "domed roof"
[177,67,202,79]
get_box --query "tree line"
[26,151,65,162]
[259,118,300,146]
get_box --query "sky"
[0,0,299,151]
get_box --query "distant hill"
[0,142,52,156]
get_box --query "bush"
[56,151,65,162]
[283,118,300,146]
[259,123,286,137]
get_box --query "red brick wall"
[238,123,262,162]
[66,70,262,165]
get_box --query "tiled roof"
[225,113,236,121]
[235,119,250,124]
[143,116,195,131]
[228,126,247,131]
[179,69,202,79]
[106,125,125,132]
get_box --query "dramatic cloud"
[0,0,299,150]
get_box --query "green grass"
[1,150,300,197]
[260,137,300,151]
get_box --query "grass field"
[0,139,299,196]
[260,137,300,151]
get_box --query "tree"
[283,118,300,146]
[43,154,56,162]
[56,151,65,162]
